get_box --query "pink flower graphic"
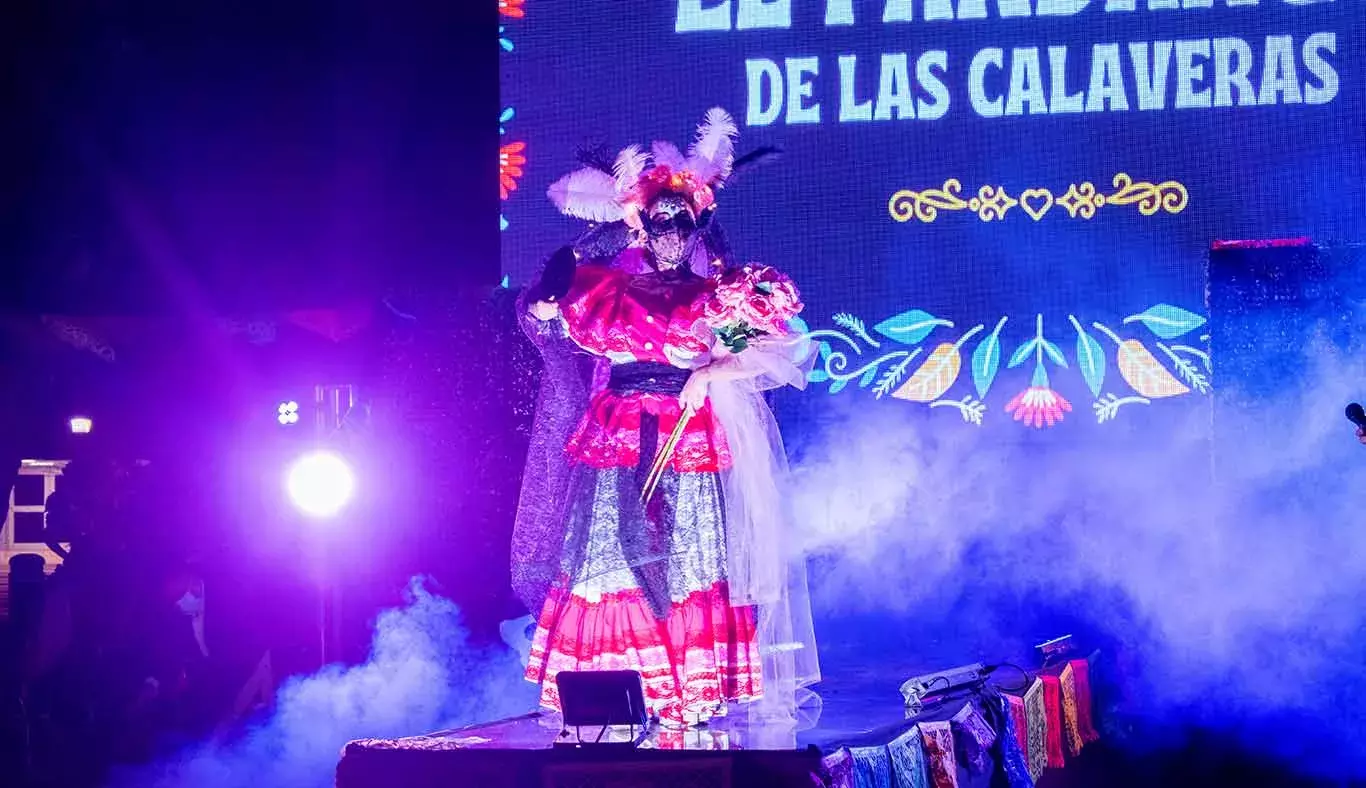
[1006,386,1072,428]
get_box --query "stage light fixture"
[285,451,354,518]
[277,401,301,426]
[69,416,93,435]
[553,670,650,748]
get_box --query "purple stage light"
[286,451,354,518]
[69,416,93,434]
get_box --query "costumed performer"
[512,108,820,729]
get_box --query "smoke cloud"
[112,578,535,788]
[788,330,1366,779]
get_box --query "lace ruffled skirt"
[524,464,762,726]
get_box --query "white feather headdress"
[547,107,742,226]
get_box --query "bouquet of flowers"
[702,264,804,353]
[642,265,803,505]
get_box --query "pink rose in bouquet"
[702,264,803,353]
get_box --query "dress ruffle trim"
[525,580,762,724]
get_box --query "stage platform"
[336,652,1102,788]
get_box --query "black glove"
[527,245,578,304]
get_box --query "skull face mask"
[642,192,698,271]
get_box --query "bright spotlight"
[286,451,354,518]
[278,401,300,426]
[69,416,93,435]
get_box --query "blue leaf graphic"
[873,309,947,345]
[808,368,830,384]
[1008,338,1038,368]
[1074,325,1106,398]
[859,366,878,388]
[787,316,810,336]
[971,320,1005,398]
[1041,339,1067,368]
[829,376,850,395]
[818,341,832,360]
[1123,304,1206,340]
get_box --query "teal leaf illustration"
[971,317,1007,398]
[1041,339,1067,368]
[1008,338,1038,368]
[859,366,878,388]
[873,309,950,345]
[818,341,832,361]
[1071,316,1106,398]
[788,316,810,336]
[808,368,830,384]
[1123,304,1206,340]
[829,376,850,395]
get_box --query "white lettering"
[1174,39,1212,108]
[1130,41,1173,110]
[745,59,784,126]
[957,0,1031,17]
[786,57,822,124]
[737,0,791,29]
[676,0,730,32]
[875,53,915,120]
[883,0,914,22]
[923,0,956,19]
[1037,0,1090,15]
[1212,37,1256,107]
[916,50,951,120]
[1259,35,1302,105]
[826,0,855,24]
[1302,32,1339,105]
[969,48,1006,117]
[839,55,873,121]
[1005,47,1047,116]
[1086,43,1129,111]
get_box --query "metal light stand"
[312,383,354,668]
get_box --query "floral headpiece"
[548,108,777,232]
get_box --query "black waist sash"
[606,362,690,396]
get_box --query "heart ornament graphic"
[1020,188,1054,221]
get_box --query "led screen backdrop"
[499,0,1363,433]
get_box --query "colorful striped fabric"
[1070,658,1101,744]
[1023,679,1048,781]
[1040,674,1066,769]
[1059,662,1084,756]
[888,725,930,788]
[919,720,959,788]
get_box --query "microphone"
[1346,403,1366,430]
